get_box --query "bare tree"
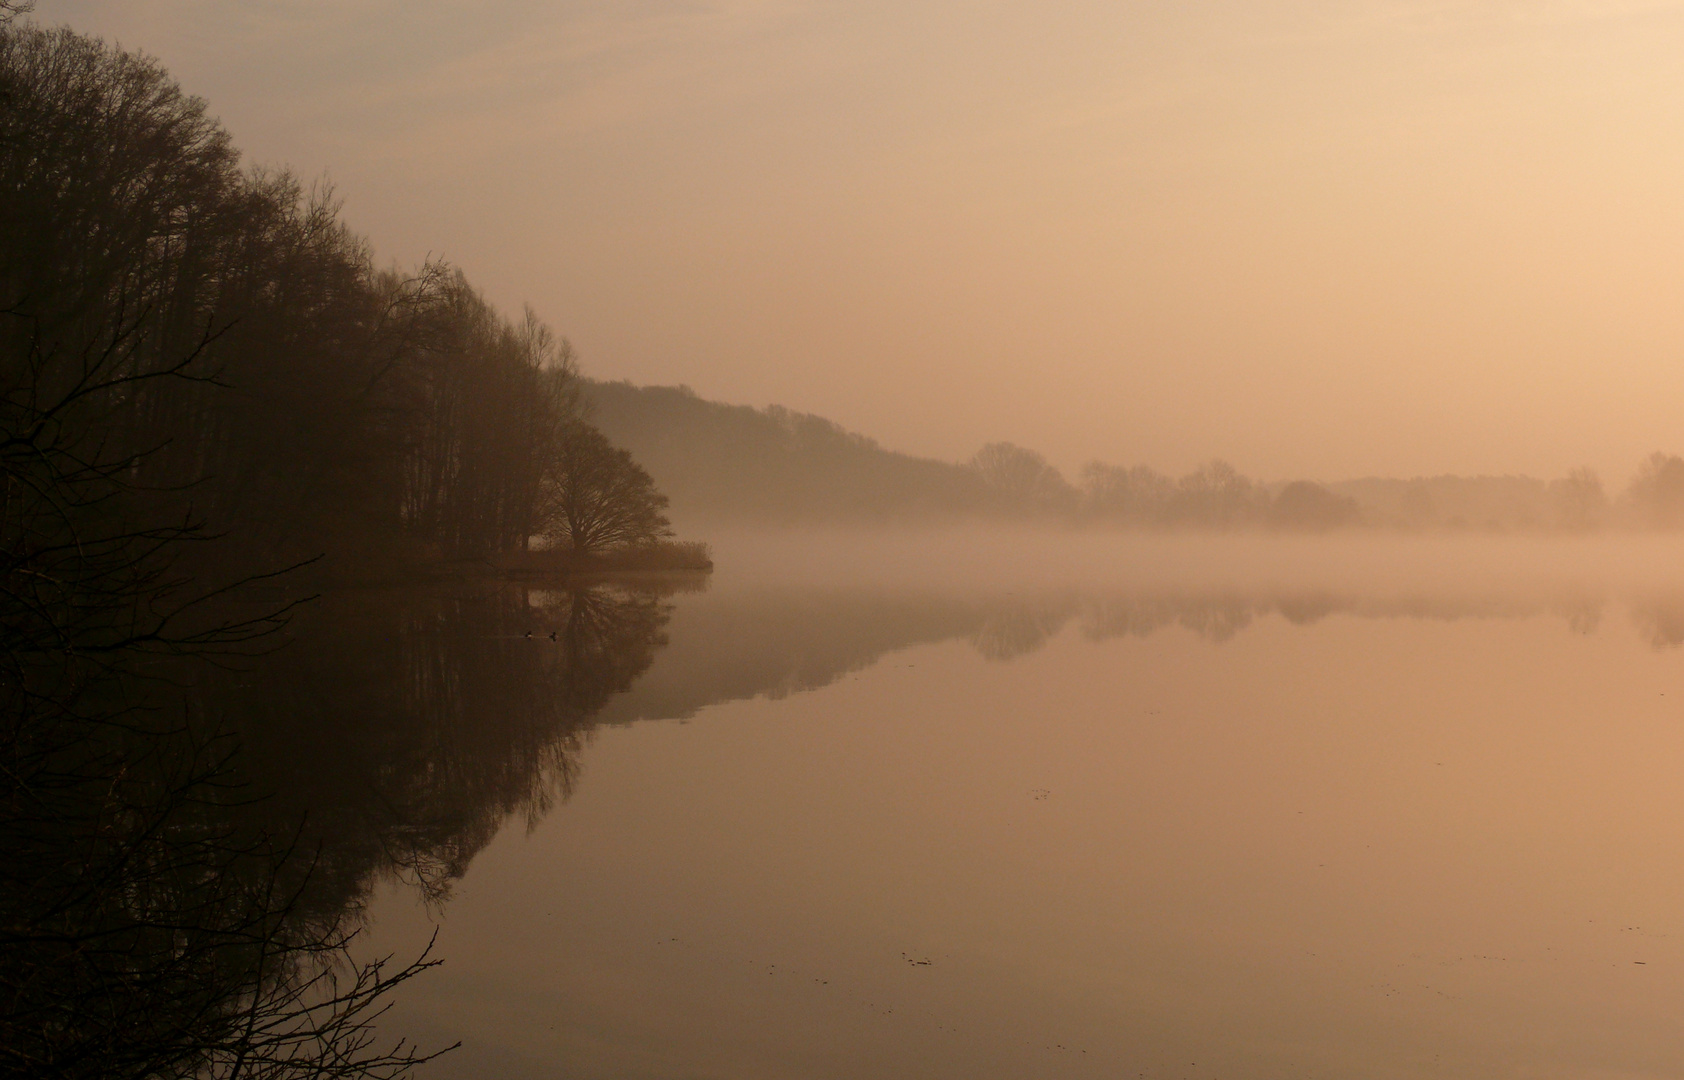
[0,24,458,1077]
[969,442,1076,514]
[1268,481,1360,531]
[1079,461,1174,524]
[1549,467,1606,532]
[1626,452,1684,528]
[543,422,673,554]
[1169,459,1260,528]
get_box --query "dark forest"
[0,16,696,1079]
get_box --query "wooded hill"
[587,380,1684,532]
[584,380,1000,524]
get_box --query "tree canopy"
[970,442,1078,514]
[0,21,671,579]
[545,422,673,553]
[0,20,688,1078]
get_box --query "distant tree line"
[967,444,1358,530]
[996,444,1684,533]
[587,381,1684,533]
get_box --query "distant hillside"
[1327,476,1554,531]
[586,379,1675,533]
[583,380,996,524]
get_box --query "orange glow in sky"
[46,0,1684,481]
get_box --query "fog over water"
[701,526,1684,597]
[14,3,1684,1077]
[332,530,1684,1080]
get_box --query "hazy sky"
[39,0,1684,481]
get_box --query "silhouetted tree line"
[1055,453,1684,533]
[0,15,690,1079]
[0,21,674,580]
[1322,459,1680,533]
[1073,456,1357,530]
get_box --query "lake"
[345,533,1684,1079]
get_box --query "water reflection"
[17,571,1684,1076]
[589,586,1684,736]
[220,580,684,893]
[1631,594,1684,650]
[361,576,1684,1080]
[0,578,685,1078]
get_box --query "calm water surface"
[356,540,1684,1079]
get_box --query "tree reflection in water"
[1631,594,1684,650]
[13,571,1684,1076]
[0,578,685,1079]
[955,590,1634,662]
